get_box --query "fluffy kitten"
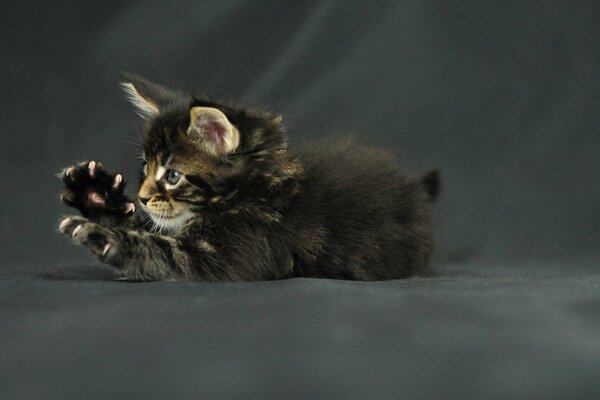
[58,74,440,282]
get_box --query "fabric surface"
[3,261,600,399]
[1,1,599,399]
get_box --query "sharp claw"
[59,218,72,231]
[124,202,135,214]
[102,243,111,256]
[72,224,82,237]
[113,174,122,190]
[89,161,96,178]
[66,167,75,177]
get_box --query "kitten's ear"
[119,73,177,119]
[187,107,240,157]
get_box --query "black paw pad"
[60,161,135,219]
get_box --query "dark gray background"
[2,1,600,399]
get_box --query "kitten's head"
[121,74,300,233]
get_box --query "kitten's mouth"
[144,209,194,233]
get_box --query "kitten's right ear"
[119,73,176,119]
[187,107,240,157]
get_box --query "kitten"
[58,74,440,282]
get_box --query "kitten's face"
[121,74,291,233]
[138,151,200,233]
[137,109,234,232]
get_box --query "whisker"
[122,140,142,148]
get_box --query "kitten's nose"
[139,196,150,205]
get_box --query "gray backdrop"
[2,1,600,399]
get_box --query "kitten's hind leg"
[60,161,136,223]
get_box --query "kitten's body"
[288,140,437,280]
[59,75,439,282]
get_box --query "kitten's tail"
[421,169,441,202]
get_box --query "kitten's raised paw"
[59,216,119,261]
[60,161,135,219]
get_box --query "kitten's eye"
[166,169,182,185]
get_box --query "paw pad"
[124,202,135,214]
[87,192,106,208]
[88,161,97,177]
[113,174,123,189]
[60,160,134,219]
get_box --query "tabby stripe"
[150,236,180,273]
[186,175,214,194]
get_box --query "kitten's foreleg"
[59,216,194,281]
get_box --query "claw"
[66,167,75,177]
[102,243,111,256]
[124,202,135,214]
[88,161,96,178]
[59,218,72,231]
[72,224,82,237]
[113,174,122,190]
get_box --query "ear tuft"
[187,107,240,157]
[120,82,160,119]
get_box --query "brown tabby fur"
[58,74,440,282]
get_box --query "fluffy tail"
[421,169,440,202]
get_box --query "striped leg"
[59,216,193,281]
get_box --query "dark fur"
[58,75,440,282]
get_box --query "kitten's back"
[288,138,438,280]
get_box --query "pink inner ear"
[189,106,238,156]
[205,120,226,149]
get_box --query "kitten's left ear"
[120,73,178,119]
[187,107,240,157]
